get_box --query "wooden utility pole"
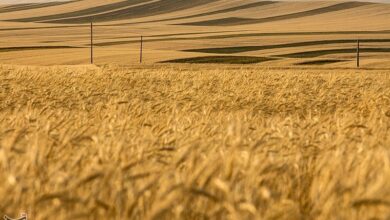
[90,22,93,64]
[140,36,143,64]
[356,39,360,68]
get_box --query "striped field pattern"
[0,0,390,66]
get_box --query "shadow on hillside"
[184,39,390,54]
[179,2,371,26]
[280,48,390,58]
[0,46,82,53]
[161,56,275,64]
[295,59,347,65]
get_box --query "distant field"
[0,64,389,219]
[0,0,390,67]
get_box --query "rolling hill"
[0,0,389,67]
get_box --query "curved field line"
[184,39,390,54]
[34,0,219,24]
[160,56,275,64]
[124,1,277,24]
[0,1,78,14]
[10,0,153,23]
[0,46,83,53]
[296,59,347,65]
[280,48,390,58]
[94,36,390,47]
[179,2,373,26]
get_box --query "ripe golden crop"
[0,64,389,219]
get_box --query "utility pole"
[356,39,360,68]
[90,22,93,64]
[140,35,143,64]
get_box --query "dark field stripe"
[94,35,390,47]
[0,3,34,13]
[137,30,242,38]
[0,25,90,32]
[0,1,78,14]
[0,46,83,53]
[280,48,390,58]
[37,0,219,24]
[126,1,277,24]
[296,59,347,65]
[10,0,152,23]
[185,39,390,54]
[179,2,373,26]
[161,56,275,64]
[103,30,244,41]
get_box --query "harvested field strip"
[0,25,90,32]
[94,34,390,46]
[0,3,34,13]
[0,1,75,14]
[184,39,390,54]
[11,0,152,23]
[37,0,219,24]
[179,2,372,26]
[0,46,83,53]
[161,56,274,64]
[94,37,212,46]
[129,30,390,39]
[296,59,347,65]
[106,30,244,40]
[280,48,390,58]
[127,1,277,24]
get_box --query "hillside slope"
[1,0,389,26]
[0,0,389,66]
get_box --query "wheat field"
[0,64,389,219]
[1,0,390,219]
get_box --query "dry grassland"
[0,64,389,219]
